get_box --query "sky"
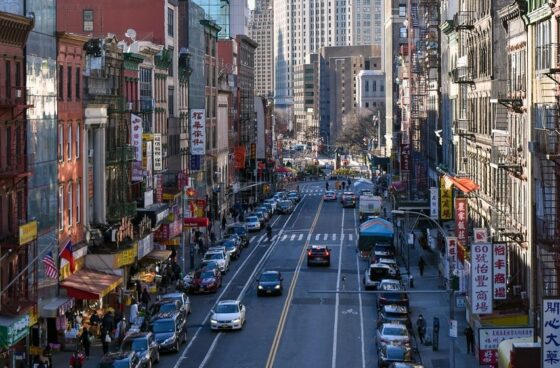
[249,0,255,10]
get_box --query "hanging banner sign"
[430,187,439,219]
[153,133,163,172]
[473,228,487,243]
[479,327,533,366]
[455,198,468,246]
[493,242,507,300]
[446,237,458,276]
[471,243,493,315]
[131,114,143,161]
[190,109,206,155]
[440,176,453,220]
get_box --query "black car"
[277,200,294,214]
[226,223,249,247]
[150,312,187,353]
[120,332,159,367]
[256,270,283,296]
[341,192,357,208]
[307,245,331,266]
[99,351,141,368]
[371,243,396,263]
[377,284,410,309]
[223,233,243,250]
[378,345,415,368]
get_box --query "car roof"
[217,299,239,305]
[261,270,280,276]
[123,332,150,340]
[152,311,179,321]
[370,263,392,269]
[162,292,184,299]
[309,245,328,249]
[383,305,408,314]
[153,298,177,305]
[379,258,397,263]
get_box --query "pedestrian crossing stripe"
[250,232,354,243]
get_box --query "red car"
[190,268,222,294]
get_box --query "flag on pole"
[43,251,58,279]
[60,240,75,272]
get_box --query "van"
[363,263,393,290]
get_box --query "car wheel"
[175,340,180,352]
[184,331,188,344]
[155,351,160,364]
[147,360,153,368]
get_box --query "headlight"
[210,319,218,324]
[232,318,241,323]
[258,285,264,289]
[274,285,281,289]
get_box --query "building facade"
[293,54,319,144]
[352,0,384,48]
[249,0,273,98]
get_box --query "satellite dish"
[125,28,137,41]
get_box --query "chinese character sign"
[492,242,507,300]
[430,187,439,220]
[543,298,560,368]
[440,176,453,220]
[473,228,487,243]
[471,243,493,315]
[478,328,533,365]
[153,133,163,172]
[446,237,458,276]
[190,109,206,155]
[455,198,468,246]
[401,144,410,172]
[131,114,143,161]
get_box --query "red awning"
[183,217,209,227]
[60,269,123,300]
[445,175,480,193]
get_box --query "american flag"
[43,251,58,279]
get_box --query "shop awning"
[445,175,480,193]
[60,269,122,300]
[183,217,209,227]
[144,250,172,261]
[39,297,75,318]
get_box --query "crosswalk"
[249,232,355,244]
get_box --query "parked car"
[245,216,261,231]
[148,299,183,321]
[377,257,401,278]
[388,363,424,368]
[277,200,294,214]
[160,292,191,316]
[222,233,243,251]
[210,300,247,330]
[215,239,241,260]
[307,245,331,266]
[377,282,409,309]
[256,270,283,296]
[377,304,411,329]
[99,351,142,368]
[257,206,271,220]
[189,268,222,294]
[263,199,278,213]
[149,311,188,353]
[262,203,275,217]
[341,192,357,208]
[288,191,301,203]
[226,223,249,246]
[251,211,266,226]
[364,263,394,290]
[370,243,396,262]
[376,323,411,348]
[120,332,159,367]
[378,344,415,368]
[202,251,230,274]
[323,190,337,201]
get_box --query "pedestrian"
[325,182,329,190]
[416,314,427,344]
[80,327,90,359]
[418,257,426,276]
[69,349,84,368]
[42,344,53,367]
[221,215,227,230]
[115,317,127,345]
[102,330,111,354]
[342,181,346,190]
[141,288,151,309]
[101,311,113,339]
[464,325,474,354]
[197,237,205,254]
[129,298,138,325]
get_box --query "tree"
[335,108,378,154]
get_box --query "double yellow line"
[265,199,324,368]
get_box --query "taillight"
[325,250,330,256]
[307,250,312,256]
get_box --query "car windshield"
[152,320,175,333]
[201,271,215,279]
[260,273,279,282]
[122,337,148,352]
[383,327,407,336]
[205,253,223,260]
[246,216,258,222]
[386,312,407,318]
[370,267,389,280]
[158,303,177,313]
[376,244,394,253]
[215,304,238,313]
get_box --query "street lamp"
[391,209,456,368]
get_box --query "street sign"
[455,294,465,309]
[449,319,457,337]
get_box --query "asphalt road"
[157,181,378,368]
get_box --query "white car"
[203,251,230,274]
[376,323,411,347]
[264,199,277,213]
[245,216,261,231]
[206,246,231,264]
[210,300,246,330]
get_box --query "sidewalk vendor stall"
[358,217,394,259]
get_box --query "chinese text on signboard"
[478,328,533,365]
[430,187,439,219]
[153,133,162,171]
[493,242,507,300]
[190,109,206,155]
[446,237,458,276]
[439,176,452,220]
[471,243,493,315]
[455,198,468,246]
[543,298,560,368]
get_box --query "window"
[58,65,64,99]
[58,185,64,230]
[67,66,72,99]
[167,8,174,36]
[15,62,21,88]
[6,127,11,166]
[76,182,81,224]
[76,67,81,99]
[76,123,80,159]
[399,26,407,39]
[365,80,369,92]
[168,87,174,117]
[59,125,64,161]
[67,183,73,227]
[5,61,11,99]
[399,5,406,17]
[67,125,72,160]
[83,10,93,32]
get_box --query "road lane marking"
[281,235,287,241]
[266,199,324,368]
[290,234,295,241]
[315,234,320,241]
[298,234,303,241]
[340,234,345,241]
[349,234,353,241]
[323,233,328,241]
[250,236,256,243]
[259,234,266,242]
[199,333,221,368]
[353,209,366,368]
[331,209,345,368]
[307,234,311,241]
[333,233,337,241]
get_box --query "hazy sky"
[249,0,255,10]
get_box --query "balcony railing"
[453,119,471,135]
[453,11,475,30]
[107,201,137,223]
[490,130,523,169]
[451,66,474,84]
[0,86,26,107]
[0,157,27,179]
[534,104,560,155]
[536,44,560,73]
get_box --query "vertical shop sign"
[439,176,453,220]
[190,109,206,155]
[153,133,163,171]
[543,298,560,368]
[131,114,143,161]
[455,198,468,246]
[471,243,493,315]
[430,187,439,219]
[493,242,507,300]
[446,237,458,276]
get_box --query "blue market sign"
[0,314,30,348]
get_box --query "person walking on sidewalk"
[464,325,475,354]
[222,215,227,231]
[80,327,91,359]
[416,314,427,344]
[418,257,426,276]
[102,330,111,354]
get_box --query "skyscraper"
[353,0,384,48]
[194,0,250,38]
[249,0,274,98]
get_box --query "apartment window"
[76,182,81,223]
[76,123,80,159]
[76,67,81,99]
[168,47,174,76]
[5,61,11,99]
[168,87,175,117]
[167,8,174,36]
[58,185,64,230]
[399,26,407,38]
[373,81,377,92]
[58,65,64,99]
[58,125,64,161]
[365,80,369,92]
[67,183,73,227]
[6,126,11,165]
[67,125,72,160]
[83,10,93,32]
[399,5,406,17]
[67,66,72,99]
[15,62,21,88]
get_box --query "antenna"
[125,28,137,42]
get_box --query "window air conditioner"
[15,89,22,98]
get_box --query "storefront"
[38,297,75,346]
[134,233,172,295]
[0,314,30,368]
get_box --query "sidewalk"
[383,199,479,368]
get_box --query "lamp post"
[391,209,455,368]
